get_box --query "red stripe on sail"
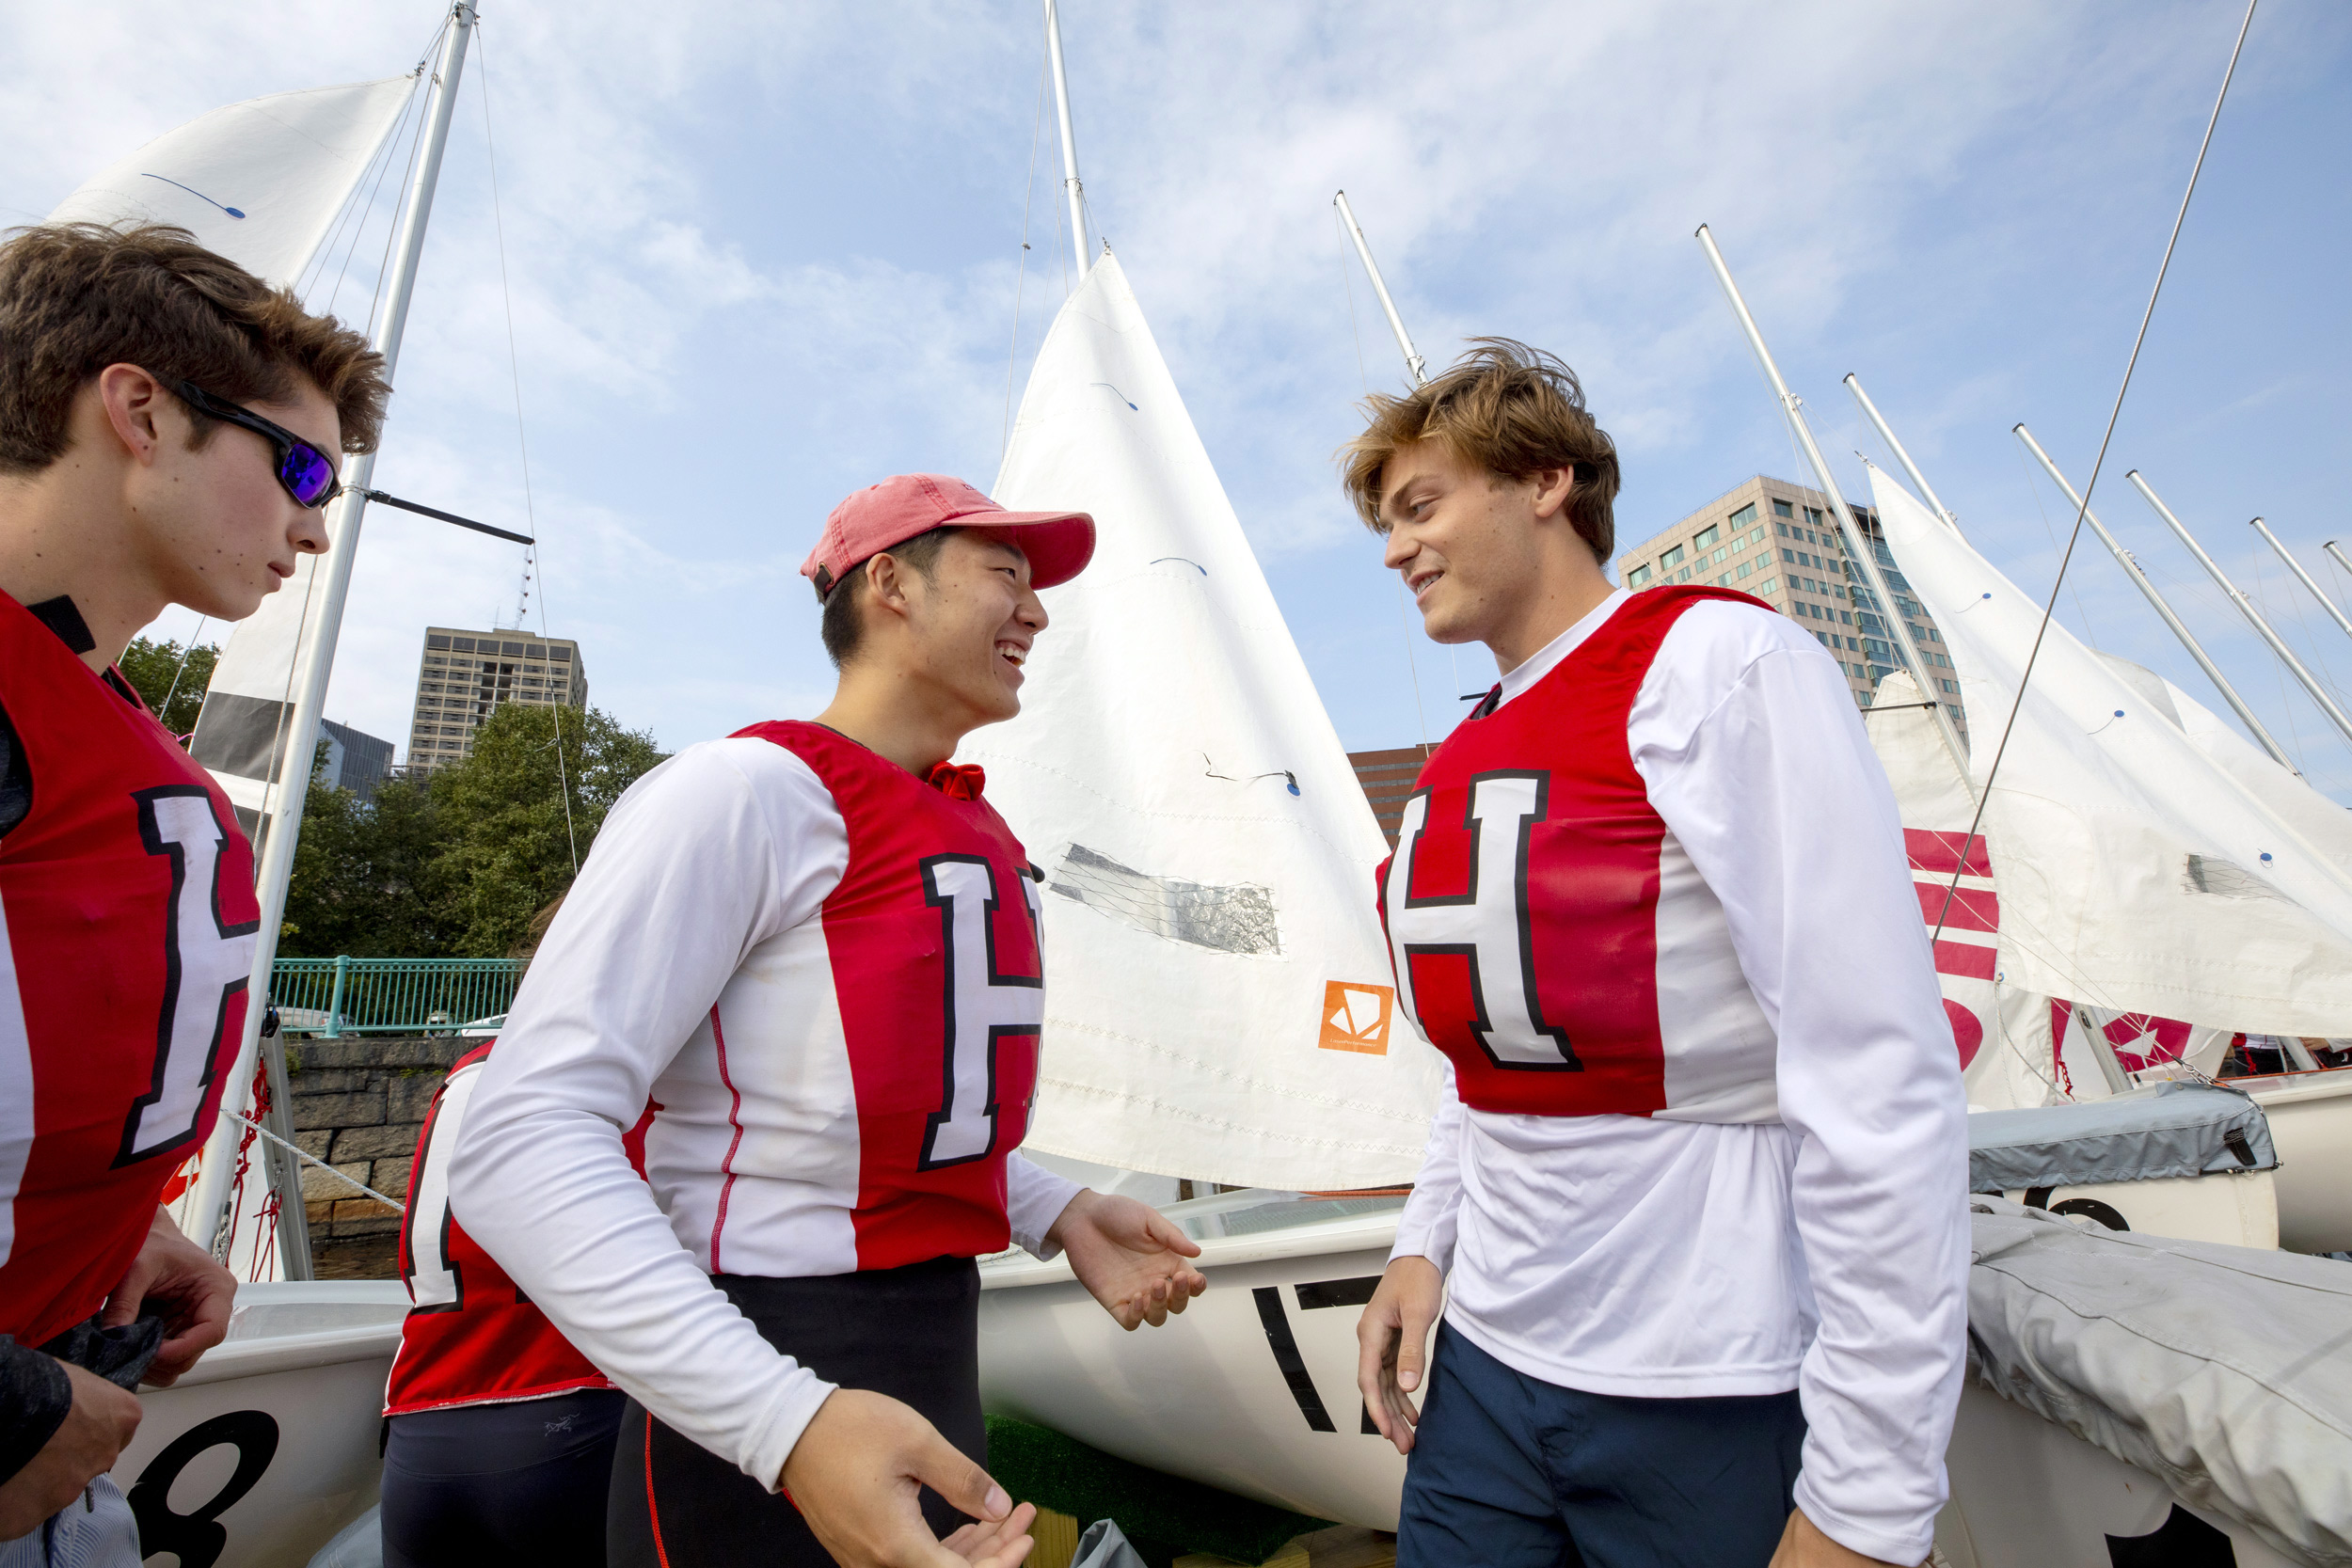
[1906,828,1991,877]
[1915,880,1999,932]
[1934,939,1997,980]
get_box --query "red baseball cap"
[802,473,1095,600]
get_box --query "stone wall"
[283,1035,469,1249]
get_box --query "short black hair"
[818,526,956,669]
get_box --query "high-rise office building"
[1613,475,1965,734]
[405,626,589,767]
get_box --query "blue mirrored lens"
[279,444,338,506]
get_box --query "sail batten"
[965,254,1438,1189]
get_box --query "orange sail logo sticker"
[1320,981,1394,1054]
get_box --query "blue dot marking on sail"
[1150,557,1207,576]
[1090,382,1137,410]
[140,173,245,219]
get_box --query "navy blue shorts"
[1398,1322,1805,1568]
[382,1386,626,1568]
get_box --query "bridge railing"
[270,957,522,1037]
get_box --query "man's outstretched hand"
[1046,1190,1207,1330]
[103,1207,235,1386]
[779,1389,1035,1568]
[1355,1255,1442,1455]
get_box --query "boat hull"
[1940,1384,2311,1567]
[117,1280,405,1568]
[2246,1068,2352,1254]
[979,1202,1408,1528]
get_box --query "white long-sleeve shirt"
[1390,591,1969,1564]
[449,734,1082,1488]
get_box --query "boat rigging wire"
[476,20,580,876]
[1929,0,2259,948]
[2010,437,2103,649]
[1003,30,1051,461]
[1332,199,1431,744]
[219,1107,405,1212]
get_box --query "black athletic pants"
[607,1255,984,1568]
[382,1386,628,1568]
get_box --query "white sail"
[1867,464,2352,1037]
[47,74,421,842]
[47,75,417,292]
[963,252,1441,1191]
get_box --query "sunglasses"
[169,378,344,509]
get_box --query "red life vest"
[0,589,259,1346]
[646,721,1046,1276]
[385,1042,651,1415]
[1377,587,1780,1121]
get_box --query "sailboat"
[47,8,494,1562]
[1692,214,2352,1561]
[965,0,1435,1530]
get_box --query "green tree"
[428,704,665,956]
[116,635,218,737]
[281,747,452,958]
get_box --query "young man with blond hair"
[1347,341,1967,1568]
[0,222,389,1560]
[453,474,1210,1568]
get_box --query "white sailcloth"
[963,251,1441,1191]
[1867,463,2352,1037]
[46,75,417,294]
[46,75,420,840]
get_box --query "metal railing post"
[325,954,350,1038]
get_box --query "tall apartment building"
[1613,475,1966,733]
[406,625,589,767]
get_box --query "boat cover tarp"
[1966,1196,2352,1565]
[1966,1082,2277,1194]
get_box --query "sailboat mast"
[1043,0,1089,278]
[1843,373,1959,535]
[1333,191,1427,388]
[2127,472,2352,748]
[186,1,479,1257]
[2012,429,2298,772]
[1692,225,1971,780]
[2250,517,2352,646]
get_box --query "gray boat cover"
[1967,1197,2352,1565]
[1966,1081,2277,1194]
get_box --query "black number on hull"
[2105,1502,2236,1566]
[128,1408,278,1568]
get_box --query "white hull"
[978,1189,2329,1560]
[1941,1384,2312,1567]
[118,1281,405,1568]
[979,1195,1409,1528]
[2244,1068,2352,1254]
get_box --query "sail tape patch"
[2182,854,2291,902]
[1048,844,1281,956]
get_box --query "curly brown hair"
[1340,337,1621,562]
[0,222,389,473]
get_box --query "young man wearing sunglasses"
[1346,342,1967,1568]
[0,222,388,1559]
[452,474,1211,1568]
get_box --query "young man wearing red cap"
[453,474,1207,1568]
[1346,343,1967,1568]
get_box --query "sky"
[8,0,2351,801]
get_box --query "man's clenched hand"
[1355,1255,1442,1455]
[1046,1190,1207,1330]
[102,1207,235,1386]
[779,1389,1035,1568]
[0,1363,141,1541]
